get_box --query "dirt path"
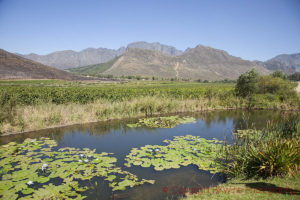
[174,62,179,78]
[296,82,300,93]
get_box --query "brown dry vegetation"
[1,95,298,136]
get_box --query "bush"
[272,71,287,80]
[235,69,259,98]
[257,75,296,95]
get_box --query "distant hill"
[76,45,269,80]
[262,53,300,74]
[0,49,85,80]
[19,48,126,70]
[19,42,182,70]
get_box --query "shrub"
[272,71,287,80]
[257,75,296,95]
[235,69,259,98]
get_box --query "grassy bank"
[0,94,299,135]
[182,174,300,200]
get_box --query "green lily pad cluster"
[127,116,196,128]
[124,135,223,172]
[0,138,154,200]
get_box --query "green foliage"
[235,70,298,108]
[235,69,259,98]
[257,76,296,95]
[127,116,196,128]
[124,135,223,172]
[0,138,154,199]
[247,138,299,177]
[221,123,300,179]
[288,72,300,81]
[0,91,17,128]
[271,71,287,80]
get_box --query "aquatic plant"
[124,135,223,172]
[0,138,154,199]
[222,128,300,178]
[127,116,196,128]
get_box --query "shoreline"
[1,106,297,137]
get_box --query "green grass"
[182,174,300,200]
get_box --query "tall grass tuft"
[221,115,300,179]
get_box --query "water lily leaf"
[0,137,154,199]
[124,135,222,172]
[105,175,116,182]
[21,188,34,195]
[112,185,126,191]
[118,179,135,188]
[127,116,196,128]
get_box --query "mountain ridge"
[0,49,87,80]
[19,42,183,69]
[262,53,300,74]
[99,45,269,80]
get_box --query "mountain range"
[4,41,299,80]
[99,45,269,80]
[19,42,183,70]
[262,53,300,74]
[0,49,85,80]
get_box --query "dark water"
[0,110,288,200]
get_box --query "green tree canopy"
[235,69,259,98]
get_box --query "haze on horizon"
[0,0,300,61]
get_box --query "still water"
[0,110,287,200]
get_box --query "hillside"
[0,49,85,80]
[100,45,269,80]
[263,53,300,74]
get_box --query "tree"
[235,69,259,98]
[272,71,287,80]
[288,72,300,81]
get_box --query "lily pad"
[0,137,154,199]
[125,135,223,172]
[127,116,196,128]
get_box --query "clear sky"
[0,0,299,61]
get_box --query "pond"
[0,110,288,200]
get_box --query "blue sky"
[0,0,299,61]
